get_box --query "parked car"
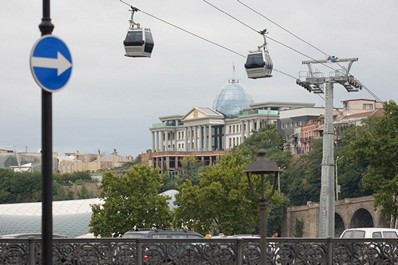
[340,228,398,262]
[340,228,398,238]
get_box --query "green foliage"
[89,164,172,237]
[282,139,323,206]
[333,127,373,199]
[0,169,72,203]
[237,125,285,159]
[56,171,93,186]
[346,100,398,223]
[294,218,304,237]
[174,149,285,235]
[53,181,73,201]
[0,169,41,203]
[77,185,95,199]
[179,156,201,183]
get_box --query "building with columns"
[146,79,317,175]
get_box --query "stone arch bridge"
[284,196,389,237]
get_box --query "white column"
[152,132,155,152]
[156,131,160,152]
[203,125,208,151]
[160,131,164,152]
[198,126,202,151]
[208,125,212,151]
[241,121,245,144]
[221,126,225,150]
[193,126,197,151]
[165,130,169,151]
[184,127,188,151]
[173,131,177,151]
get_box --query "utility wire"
[237,0,329,57]
[362,86,382,102]
[236,0,351,73]
[203,0,382,102]
[203,0,339,73]
[119,0,297,80]
[119,1,381,102]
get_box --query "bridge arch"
[350,208,374,228]
[335,212,345,237]
[285,196,389,237]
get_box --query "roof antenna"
[230,62,239,83]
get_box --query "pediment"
[182,107,208,121]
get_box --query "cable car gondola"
[123,7,154,58]
[244,29,273,79]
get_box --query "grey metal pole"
[38,0,54,264]
[319,81,335,237]
[259,199,267,265]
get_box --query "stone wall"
[285,196,388,237]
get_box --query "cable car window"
[124,31,144,46]
[145,31,154,44]
[144,31,154,53]
[245,53,265,69]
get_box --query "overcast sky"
[1,0,397,157]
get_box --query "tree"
[55,171,93,186]
[347,100,398,226]
[179,156,201,182]
[174,149,285,235]
[333,127,373,200]
[77,185,94,199]
[282,139,323,206]
[238,125,286,159]
[89,164,172,237]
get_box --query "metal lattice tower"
[296,56,363,238]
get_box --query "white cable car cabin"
[244,30,273,79]
[124,28,154,57]
[123,7,154,58]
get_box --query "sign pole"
[39,0,54,264]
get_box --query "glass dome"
[213,79,253,117]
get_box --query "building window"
[363,103,373,110]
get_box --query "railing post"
[236,239,243,265]
[327,237,333,265]
[137,240,143,265]
[29,239,35,265]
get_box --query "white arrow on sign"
[31,51,72,76]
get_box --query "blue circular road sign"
[30,35,72,92]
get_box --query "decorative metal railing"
[1,237,398,265]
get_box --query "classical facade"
[147,80,318,175]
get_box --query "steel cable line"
[203,0,339,73]
[119,0,297,80]
[239,1,382,102]
[237,0,350,75]
[237,0,329,57]
[203,0,382,101]
[119,1,381,103]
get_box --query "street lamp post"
[244,149,281,265]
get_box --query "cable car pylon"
[297,56,362,238]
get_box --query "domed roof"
[213,79,253,117]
